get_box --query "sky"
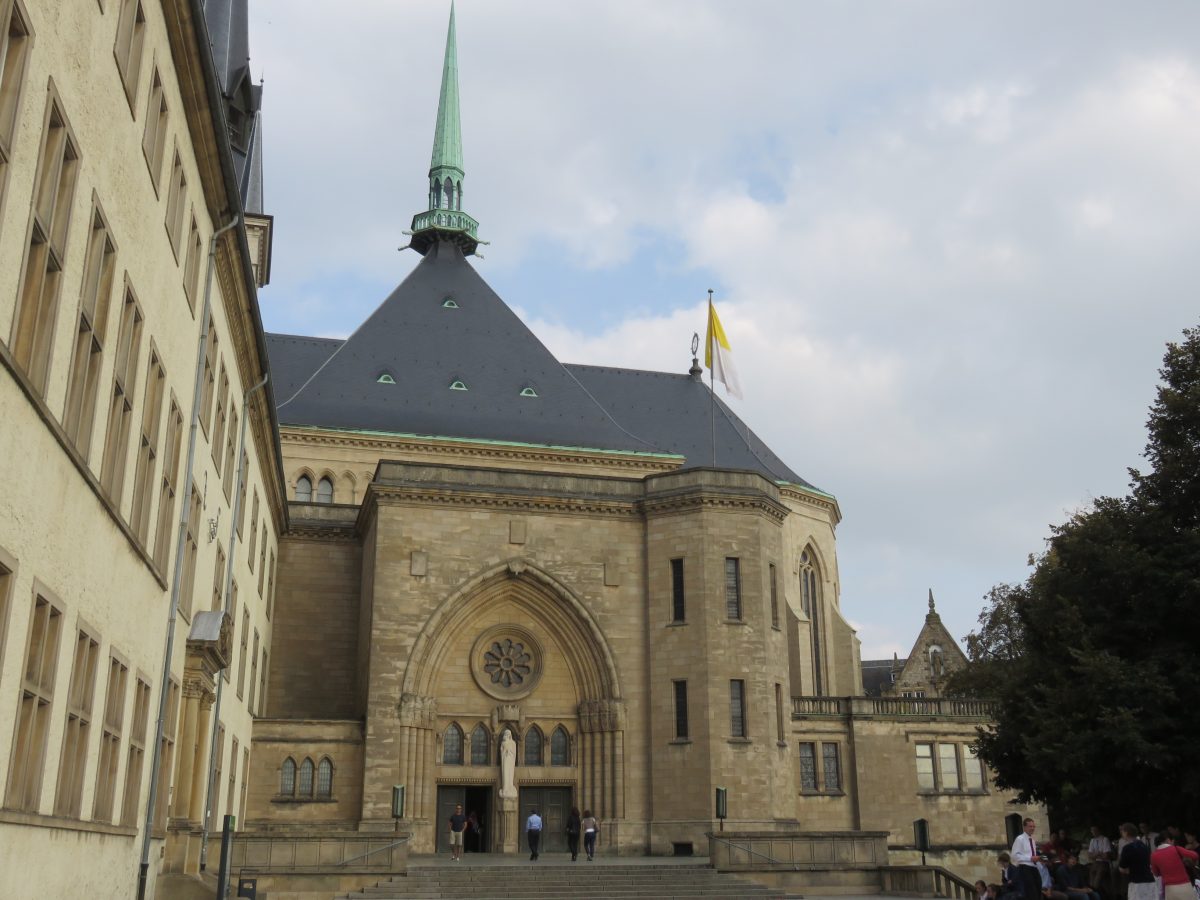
[246,0,1200,659]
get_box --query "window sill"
[271,797,337,804]
[723,619,748,626]
[799,789,846,797]
[727,737,752,746]
[665,621,687,628]
[0,807,138,837]
[669,738,692,746]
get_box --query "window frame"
[669,558,685,623]
[729,678,747,739]
[672,679,689,741]
[724,557,742,621]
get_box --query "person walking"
[526,808,543,861]
[447,803,467,861]
[1012,818,1043,900]
[581,809,599,861]
[1150,834,1198,900]
[566,807,582,861]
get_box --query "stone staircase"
[341,862,803,899]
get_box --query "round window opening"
[470,625,544,700]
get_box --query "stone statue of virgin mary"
[499,729,517,798]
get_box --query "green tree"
[951,325,1200,829]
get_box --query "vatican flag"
[704,298,742,399]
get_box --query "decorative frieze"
[397,692,439,728]
[578,698,626,733]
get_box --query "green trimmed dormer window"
[519,387,538,398]
[377,373,396,384]
[449,380,468,391]
[442,297,459,308]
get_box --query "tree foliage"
[949,325,1200,828]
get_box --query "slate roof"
[267,240,823,491]
[203,0,264,213]
[860,658,903,697]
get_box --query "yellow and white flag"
[704,298,742,399]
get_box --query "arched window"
[524,726,544,766]
[470,724,490,766]
[316,477,333,504]
[298,758,314,797]
[550,726,570,766]
[443,723,464,765]
[433,179,442,208]
[280,757,296,796]
[316,758,333,798]
[443,176,454,210]
[800,549,824,695]
[295,475,312,502]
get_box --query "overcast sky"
[247,0,1200,659]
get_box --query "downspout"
[138,212,242,900]
[198,370,268,874]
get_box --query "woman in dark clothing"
[566,807,582,861]
[1118,822,1155,900]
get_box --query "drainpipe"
[138,213,242,900]
[198,370,269,875]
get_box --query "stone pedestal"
[498,794,518,854]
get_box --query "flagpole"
[708,289,716,467]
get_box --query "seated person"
[976,880,989,900]
[1056,853,1101,900]
[1038,856,1069,900]
[997,851,1022,897]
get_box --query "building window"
[316,758,333,798]
[99,284,144,504]
[278,758,296,795]
[113,0,145,105]
[211,725,224,821]
[724,558,742,620]
[236,453,248,536]
[729,679,747,738]
[199,322,217,432]
[0,1,33,208]
[551,726,570,766]
[670,558,685,622]
[153,678,180,828]
[769,563,779,628]
[298,758,314,797]
[799,742,818,791]
[470,724,490,766]
[915,742,935,790]
[164,149,186,254]
[180,487,201,618]
[443,724,463,765]
[121,676,150,826]
[775,682,784,743]
[55,628,100,818]
[11,94,81,396]
[141,67,168,187]
[315,476,333,504]
[130,349,165,545]
[63,202,117,458]
[800,549,824,695]
[963,745,986,791]
[523,726,543,766]
[672,680,689,739]
[822,743,841,792]
[93,654,128,823]
[237,608,249,699]
[295,475,312,502]
[901,690,927,699]
[248,630,259,712]
[257,527,267,594]
[7,591,64,811]
[211,365,228,473]
[938,743,960,791]
[222,409,238,499]
[239,748,249,822]
[227,736,239,817]
[152,400,183,570]
[258,648,268,716]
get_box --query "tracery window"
[443,723,463,765]
[316,477,333,504]
[470,724,490,766]
[800,549,824,695]
[524,726,543,766]
[280,757,296,796]
[295,475,312,502]
[550,726,570,766]
[316,758,333,798]
[298,758,314,797]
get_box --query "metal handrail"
[709,833,799,870]
[336,834,413,867]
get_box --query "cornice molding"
[779,484,841,522]
[643,490,789,524]
[371,484,640,519]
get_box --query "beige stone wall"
[245,720,363,828]
[0,1,280,894]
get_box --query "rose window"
[483,639,532,687]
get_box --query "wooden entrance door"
[519,786,572,853]
[435,785,466,854]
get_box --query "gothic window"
[724,558,742,620]
[316,758,333,798]
[800,549,824,695]
[729,680,747,738]
[550,726,570,766]
[673,680,689,739]
[799,743,818,791]
[280,757,296,795]
[295,475,312,502]
[316,477,333,504]
[524,726,543,766]
[298,758,314,797]
[822,743,841,791]
[443,723,463,765]
[470,724,490,766]
[670,558,685,622]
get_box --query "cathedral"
[0,2,1038,897]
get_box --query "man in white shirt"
[526,808,543,861]
[1086,826,1112,892]
[1012,818,1042,900]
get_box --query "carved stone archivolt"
[578,698,626,733]
[397,692,439,728]
[470,624,544,701]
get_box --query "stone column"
[172,679,203,821]
[188,692,214,822]
[578,698,626,824]
[396,693,437,842]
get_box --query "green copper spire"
[409,1,481,256]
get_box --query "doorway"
[436,785,492,854]
[519,786,572,854]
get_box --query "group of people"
[980,819,1200,900]
[525,806,600,862]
